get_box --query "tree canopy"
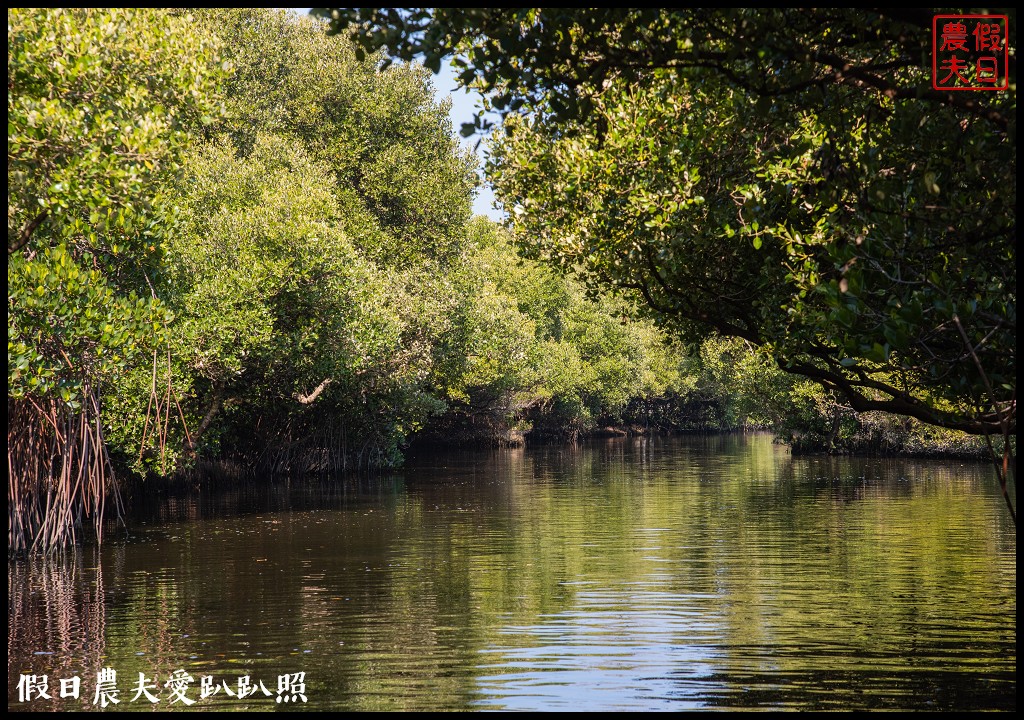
[321,8,1016,440]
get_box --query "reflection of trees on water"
[120,473,410,526]
[8,550,106,711]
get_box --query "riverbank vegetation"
[8,9,1011,550]
[322,8,1015,512]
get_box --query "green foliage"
[426,218,690,442]
[145,132,423,469]
[8,8,226,254]
[200,8,476,267]
[9,6,703,480]
[325,8,1016,439]
[8,7,227,403]
[11,8,482,475]
[491,41,1014,438]
[8,246,165,407]
[120,9,479,472]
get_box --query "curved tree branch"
[295,377,333,405]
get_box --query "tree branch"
[295,377,333,405]
[10,211,47,255]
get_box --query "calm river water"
[8,434,1016,711]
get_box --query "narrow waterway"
[8,434,1016,711]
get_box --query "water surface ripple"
[8,435,1016,711]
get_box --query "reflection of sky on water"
[475,585,724,711]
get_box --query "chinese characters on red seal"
[933,15,1009,90]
